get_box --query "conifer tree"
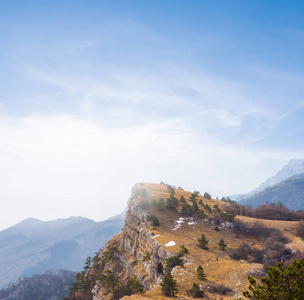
[197,265,207,280]
[238,258,304,300]
[198,234,209,250]
[160,273,178,296]
[219,239,227,250]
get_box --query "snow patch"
[165,241,176,246]
[173,218,184,230]
[153,235,160,238]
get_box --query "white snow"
[165,241,176,246]
[153,235,160,238]
[173,217,184,230]
[188,222,195,225]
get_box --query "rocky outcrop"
[91,184,171,299]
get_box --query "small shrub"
[207,283,232,295]
[164,256,184,271]
[179,245,189,256]
[124,276,144,296]
[146,213,160,226]
[190,282,204,298]
[142,252,152,262]
[101,246,118,265]
[215,226,220,231]
[230,242,252,261]
[296,220,304,237]
[219,239,227,251]
[166,196,179,209]
[198,234,209,250]
[203,192,211,199]
[182,202,193,215]
[197,265,207,280]
[138,199,149,209]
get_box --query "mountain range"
[231,159,304,210]
[0,212,125,290]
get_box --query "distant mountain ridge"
[238,174,304,210]
[0,212,125,290]
[0,269,76,300]
[231,159,304,201]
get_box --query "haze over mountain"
[0,212,125,290]
[231,159,304,210]
[231,159,304,201]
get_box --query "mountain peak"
[255,159,304,192]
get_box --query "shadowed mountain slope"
[0,212,125,289]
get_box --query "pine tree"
[198,234,209,250]
[219,239,227,250]
[160,273,178,296]
[197,265,207,280]
[238,258,304,299]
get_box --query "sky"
[0,0,304,230]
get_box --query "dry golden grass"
[119,183,304,299]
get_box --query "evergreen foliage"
[197,265,207,280]
[124,276,144,296]
[179,245,189,256]
[203,192,211,199]
[164,256,184,271]
[238,258,304,300]
[219,239,227,250]
[146,213,160,226]
[166,195,179,209]
[190,282,204,298]
[101,247,118,265]
[198,234,209,250]
[160,274,178,297]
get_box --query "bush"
[190,282,204,298]
[142,252,152,262]
[296,220,304,238]
[166,196,179,209]
[146,213,160,226]
[203,192,211,199]
[164,256,184,271]
[197,265,207,280]
[138,199,149,209]
[124,276,144,296]
[219,239,227,250]
[198,234,209,250]
[102,246,118,265]
[160,274,178,296]
[207,283,232,295]
[179,245,189,256]
[230,242,252,261]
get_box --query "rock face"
[91,184,171,299]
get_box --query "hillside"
[0,213,125,290]
[0,270,76,300]
[238,174,304,210]
[65,183,304,300]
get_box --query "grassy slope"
[118,183,303,300]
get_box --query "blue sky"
[0,1,304,229]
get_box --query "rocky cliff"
[91,184,172,299]
[67,182,304,300]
